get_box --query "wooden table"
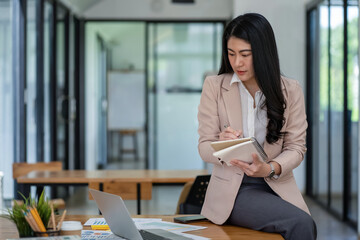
[16,169,209,214]
[0,217,19,240]
[0,215,283,240]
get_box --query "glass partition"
[85,21,222,170]
[314,5,330,206]
[43,0,53,163]
[147,22,223,169]
[329,4,344,216]
[0,0,13,199]
[56,4,67,165]
[307,0,359,227]
[85,22,146,170]
[26,0,37,164]
[347,4,359,223]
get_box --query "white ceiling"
[60,0,232,20]
[87,22,144,46]
[60,0,100,16]
[60,0,232,47]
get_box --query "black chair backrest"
[179,174,211,214]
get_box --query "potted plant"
[1,190,52,237]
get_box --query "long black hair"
[219,13,286,144]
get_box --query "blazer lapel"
[221,75,243,134]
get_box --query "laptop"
[89,189,192,240]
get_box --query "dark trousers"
[227,180,317,240]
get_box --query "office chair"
[176,174,211,214]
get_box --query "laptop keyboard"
[139,230,170,240]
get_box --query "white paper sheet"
[84,218,107,226]
[179,232,211,240]
[136,220,206,233]
[81,230,125,240]
[83,218,208,239]
[84,218,162,226]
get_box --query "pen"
[57,210,67,231]
[50,203,56,231]
[224,124,241,139]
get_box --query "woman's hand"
[230,153,271,177]
[219,126,242,141]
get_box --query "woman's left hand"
[230,153,271,177]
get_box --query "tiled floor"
[63,185,358,240]
[305,196,358,240]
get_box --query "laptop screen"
[89,189,143,240]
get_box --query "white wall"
[233,0,312,192]
[110,25,145,71]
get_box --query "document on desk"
[86,218,207,233]
[136,220,206,233]
[177,233,210,240]
[82,229,209,240]
[84,218,162,226]
[84,218,208,240]
[82,230,125,240]
[84,218,107,226]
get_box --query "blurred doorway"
[85,21,223,171]
[147,22,223,170]
[85,22,146,170]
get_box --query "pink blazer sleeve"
[271,80,308,178]
[197,76,223,165]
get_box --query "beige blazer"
[198,73,310,225]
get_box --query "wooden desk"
[0,215,284,240]
[0,217,19,240]
[16,169,209,214]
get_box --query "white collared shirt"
[230,74,267,147]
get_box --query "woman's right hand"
[219,126,242,141]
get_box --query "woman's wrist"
[269,161,281,175]
[265,163,274,178]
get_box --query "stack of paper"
[83,218,209,240]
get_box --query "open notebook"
[211,137,268,166]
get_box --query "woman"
[197,13,317,239]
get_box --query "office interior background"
[1,0,360,237]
